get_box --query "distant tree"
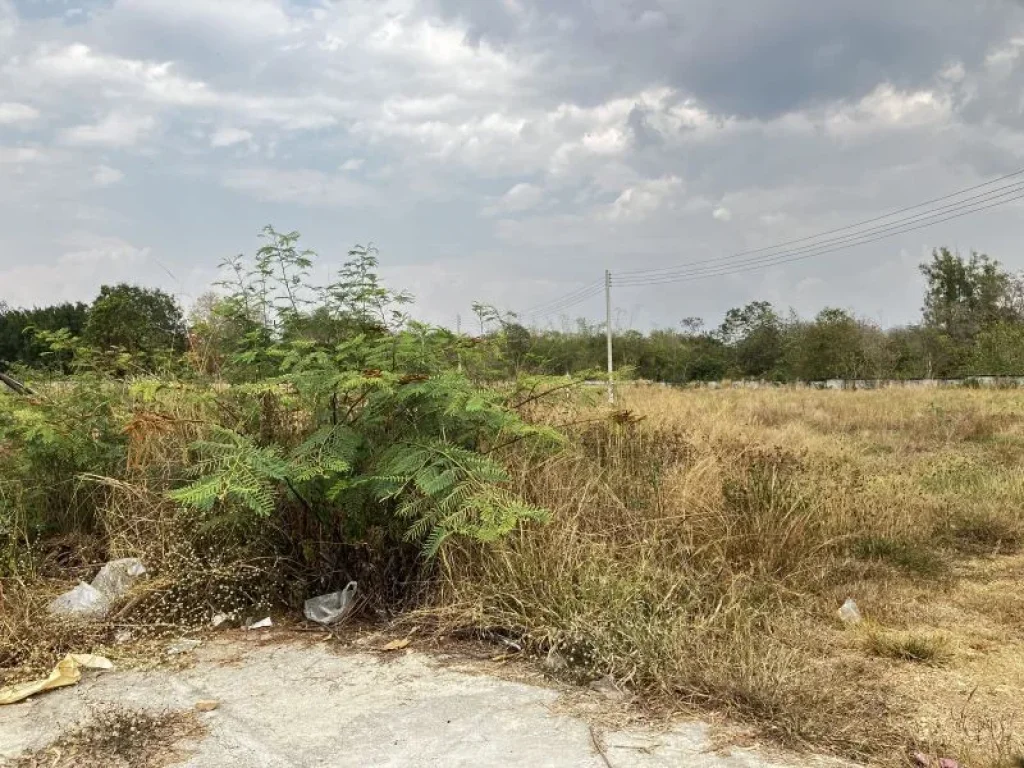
[786,308,867,380]
[970,322,1024,375]
[83,284,187,366]
[920,248,1015,343]
[0,301,89,370]
[719,301,783,378]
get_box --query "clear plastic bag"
[90,558,147,597]
[304,581,358,625]
[48,558,147,619]
[838,598,863,624]
[47,582,111,619]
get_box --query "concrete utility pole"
[605,269,615,405]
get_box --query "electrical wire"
[615,180,1024,281]
[521,280,604,319]
[617,166,1024,278]
[615,188,1024,286]
[486,167,1024,322]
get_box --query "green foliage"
[719,301,784,378]
[168,427,291,519]
[0,228,573,574]
[0,301,89,371]
[920,248,1018,343]
[0,377,127,550]
[152,233,563,557]
[83,284,187,370]
[372,440,549,557]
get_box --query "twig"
[0,371,33,395]
[511,379,582,410]
[589,726,614,768]
[284,478,315,517]
[483,415,609,455]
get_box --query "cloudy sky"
[3,0,1024,330]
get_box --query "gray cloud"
[425,0,1021,117]
[3,0,1024,330]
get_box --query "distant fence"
[680,376,1024,391]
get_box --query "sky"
[3,0,1024,330]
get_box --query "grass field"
[441,385,1024,766]
[4,383,1024,766]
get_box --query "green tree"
[83,284,187,367]
[0,301,89,370]
[719,301,783,378]
[920,248,1014,343]
[970,322,1024,375]
[786,308,866,380]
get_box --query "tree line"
[4,241,1024,383]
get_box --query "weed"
[937,508,1023,555]
[852,536,947,579]
[439,386,1024,764]
[863,628,953,665]
[11,706,204,768]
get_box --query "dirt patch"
[10,706,205,768]
[0,639,841,768]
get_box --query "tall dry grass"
[438,385,1024,765]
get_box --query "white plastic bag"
[48,557,147,619]
[304,582,358,625]
[90,558,147,597]
[838,598,863,625]
[47,583,111,619]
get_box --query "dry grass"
[437,385,1024,766]
[862,627,953,665]
[11,706,205,768]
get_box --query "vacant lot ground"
[1,635,845,768]
[4,386,1023,766]
[438,386,1024,766]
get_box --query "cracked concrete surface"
[0,639,844,767]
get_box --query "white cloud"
[940,61,967,83]
[609,176,684,221]
[18,44,341,132]
[0,0,14,41]
[0,147,45,164]
[985,38,1024,75]
[115,0,298,41]
[483,182,544,216]
[63,112,156,147]
[825,84,952,138]
[221,167,374,208]
[4,0,1024,329]
[0,102,40,125]
[92,165,125,187]
[210,127,254,148]
[26,44,216,107]
[0,236,151,307]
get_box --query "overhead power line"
[614,167,1024,280]
[499,165,1024,402]
[521,280,604,320]
[497,165,1024,330]
[616,179,1024,287]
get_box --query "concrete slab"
[0,640,844,767]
